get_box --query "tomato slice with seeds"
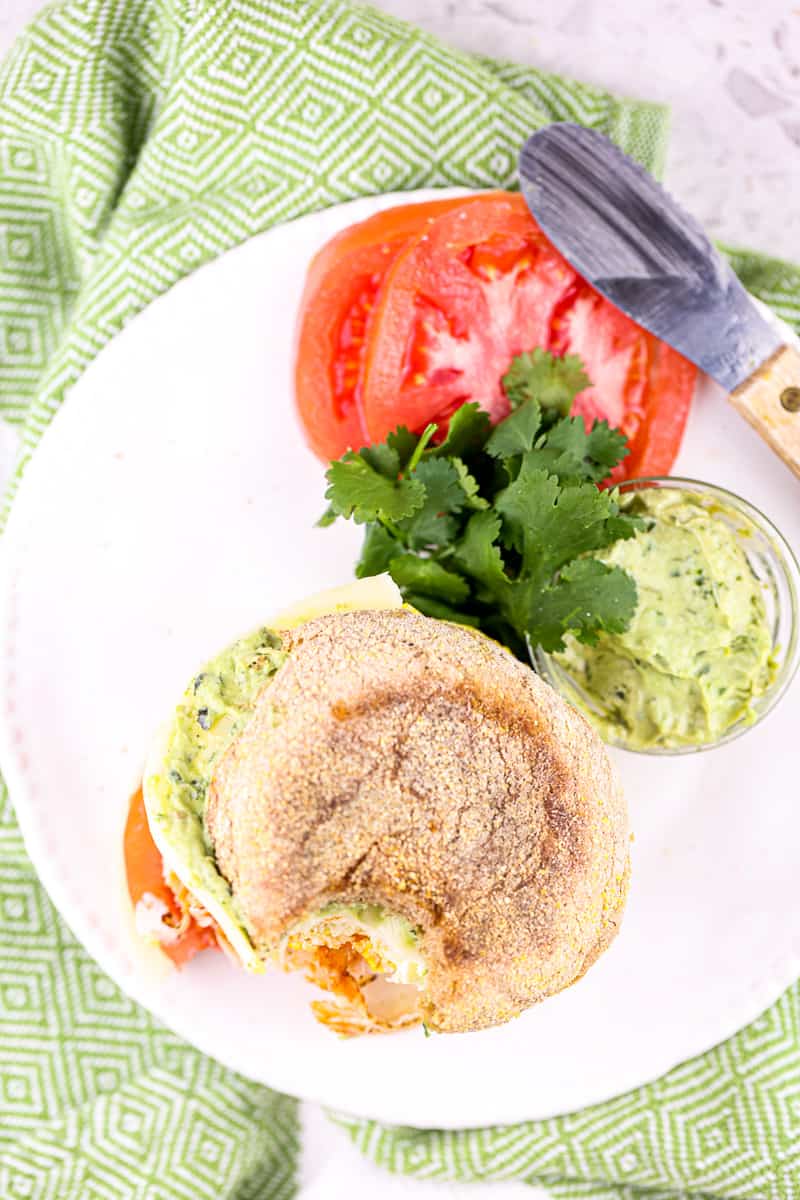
[361,193,576,438]
[624,344,696,480]
[295,191,696,478]
[549,281,696,482]
[294,195,487,461]
[124,787,217,967]
[358,193,696,476]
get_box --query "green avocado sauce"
[144,627,287,945]
[146,625,427,972]
[554,488,776,750]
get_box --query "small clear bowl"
[531,476,800,755]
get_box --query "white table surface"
[1,2,798,1197]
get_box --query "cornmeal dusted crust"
[206,608,629,1033]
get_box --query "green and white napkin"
[1,2,799,1197]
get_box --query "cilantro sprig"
[321,350,640,656]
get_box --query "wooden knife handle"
[729,344,800,480]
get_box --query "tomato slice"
[358,193,696,477]
[361,193,576,438]
[294,195,488,461]
[549,281,696,481]
[619,341,697,480]
[124,787,217,967]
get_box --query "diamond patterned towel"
[1,3,799,1198]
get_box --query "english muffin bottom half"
[143,584,629,1036]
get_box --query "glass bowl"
[531,476,800,755]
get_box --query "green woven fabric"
[1,3,799,1198]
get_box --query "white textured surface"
[1,3,798,1197]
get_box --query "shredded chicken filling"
[280,913,425,1036]
[143,871,425,1036]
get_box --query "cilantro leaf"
[586,420,629,474]
[494,461,559,557]
[502,348,590,421]
[604,507,644,543]
[403,593,482,628]
[325,451,425,524]
[485,399,542,459]
[360,441,400,478]
[528,559,638,652]
[454,511,513,604]
[388,554,470,604]
[431,403,492,459]
[399,458,469,549]
[470,462,640,645]
[355,523,397,578]
[496,459,634,573]
[520,415,629,484]
[451,457,489,510]
[320,346,641,660]
[317,505,338,528]
[386,426,420,469]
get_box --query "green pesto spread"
[554,488,775,750]
[143,627,287,958]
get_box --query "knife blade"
[518,123,800,476]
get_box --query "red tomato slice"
[620,342,697,480]
[550,282,696,481]
[124,787,218,967]
[294,195,490,461]
[361,193,576,437]
[359,193,696,477]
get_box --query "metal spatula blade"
[518,123,781,394]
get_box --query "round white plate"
[2,190,799,1129]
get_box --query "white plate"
[2,190,799,1129]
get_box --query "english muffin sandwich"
[131,577,629,1035]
